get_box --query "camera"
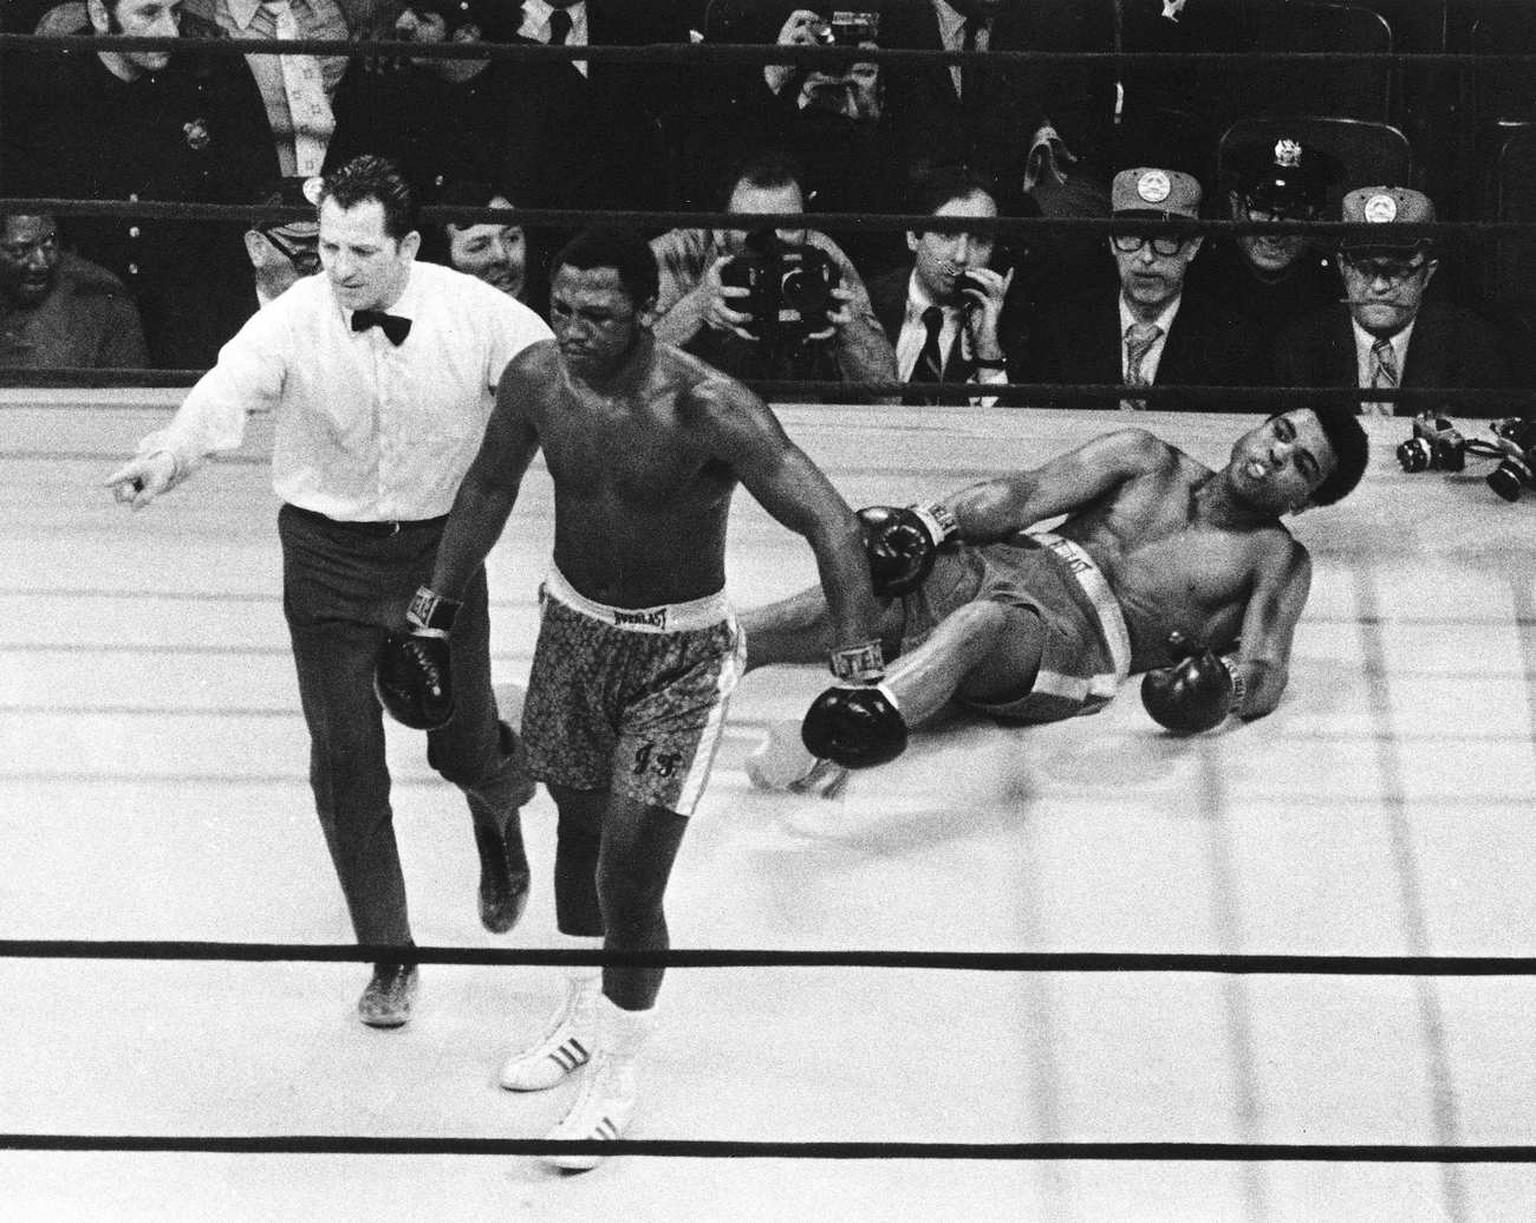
[1396,411,1467,473]
[811,11,880,45]
[720,231,842,345]
[1486,417,1536,502]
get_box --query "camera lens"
[781,267,831,316]
[1488,457,1529,502]
[1396,437,1431,473]
[1433,440,1466,473]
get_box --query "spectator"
[1274,186,1512,415]
[877,0,1115,292]
[243,176,321,309]
[504,0,691,211]
[1186,135,1344,333]
[2,0,279,368]
[324,1,544,202]
[1030,167,1265,409]
[424,180,549,318]
[649,149,898,403]
[731,8,907,276]
[182,0,351,177]
[0,204,149,368]
[1112,0,1246,181]
[864,166,1030,405]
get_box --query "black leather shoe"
[358,961,418,1028]
[475,819,531,934]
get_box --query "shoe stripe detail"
[549,1038,590,1072]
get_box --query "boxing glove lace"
[858,501,957,598]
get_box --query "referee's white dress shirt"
[139,261,553,522]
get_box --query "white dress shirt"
[520,0,588,77]
[140,262,553,521]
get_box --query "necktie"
[905,306,947,405]
[1122,321,1162,409]
[957,16,991,113]
[954,18,976,102]
[548,8,586,77]
[1367,336,1398,416]
[352,309,412,346]
[264,0,334,177]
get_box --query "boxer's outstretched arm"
[430,353,545,600]
[694,380,882,658]
[940,428,1168,542]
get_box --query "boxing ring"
[2,394,1534,1221]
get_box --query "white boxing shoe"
[544,1051,638,1171]
[744,721,848,797]
[500,977,598,1092]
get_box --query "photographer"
[650,149,898,403]
[750,8,906,274]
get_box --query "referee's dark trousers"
[278,502,525,947]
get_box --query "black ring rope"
[4,1134,1536,1162]
[3,369,1529,412]
[5,31,1534,69]
[5,940,1536,975]
[5,197,1516,245]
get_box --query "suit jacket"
[3,46,278,369]
[1273,301,1513,416]
[866,264,1032,403]
[502,1,691,211]
[1030,288,1267,410]
[876,0,1115,192]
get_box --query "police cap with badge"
[1111,167,1203,220]
[1226,137,1343,215]
[1339,185,1436,257]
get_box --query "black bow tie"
[351,309,412,346]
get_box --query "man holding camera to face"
[649,149,898,403]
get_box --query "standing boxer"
[374,225,883,1168]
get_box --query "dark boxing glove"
[858,501,958,598]
[801,682,909,769]
[374,586,461,730]
[1140,631,1246,734]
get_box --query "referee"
[105,155,553,1028]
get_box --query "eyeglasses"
[260,226,320,275]
[1112,233,1190,257]
[1340,254,1429,284]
